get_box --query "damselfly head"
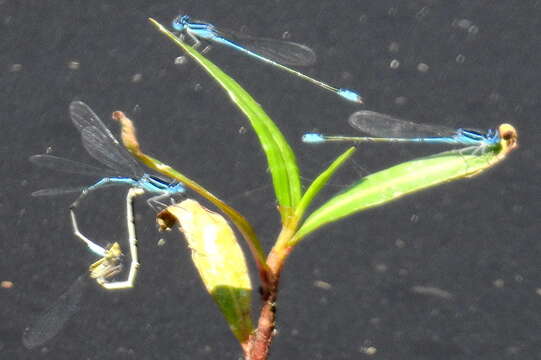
[172,15,190,31]
[498,123,518,151]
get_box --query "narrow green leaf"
[149,18,301,221]
[294,147,356,221]
[291,135,518,244]
[158,199,253,343]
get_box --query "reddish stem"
[248,245,293,360]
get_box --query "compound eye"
[172,16,185,31]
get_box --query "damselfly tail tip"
[302,133,326,144]
[338,88,363,104]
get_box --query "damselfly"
[172,15,363,104]
[303,110,517,152]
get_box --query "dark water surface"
[2,1,540,359]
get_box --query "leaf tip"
[111,110,141,155]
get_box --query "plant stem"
[248,223,296,360]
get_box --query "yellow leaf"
[158,199,253,343]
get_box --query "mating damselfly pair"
[24,101,184,348]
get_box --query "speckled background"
[1,1,539,359]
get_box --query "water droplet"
[131,73,143,83]
[9,64,23,72]
[174,56,188,65]
[417,63,429,72]
[67,60,80,70]
[359,346,377,355]
[313,280,332,290]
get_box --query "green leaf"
[291,140,517,244]
[158,199,253,343]
[149,18,301,221]
[294,146,356,221]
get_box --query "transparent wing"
[32,186,87,197]
[22,275,87,349]
[80,126,143,177]
[70,101,113,135]
[29,155,122,177]
[348,111,457,138]
[70,101,144,177]
[215,28,317,66]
